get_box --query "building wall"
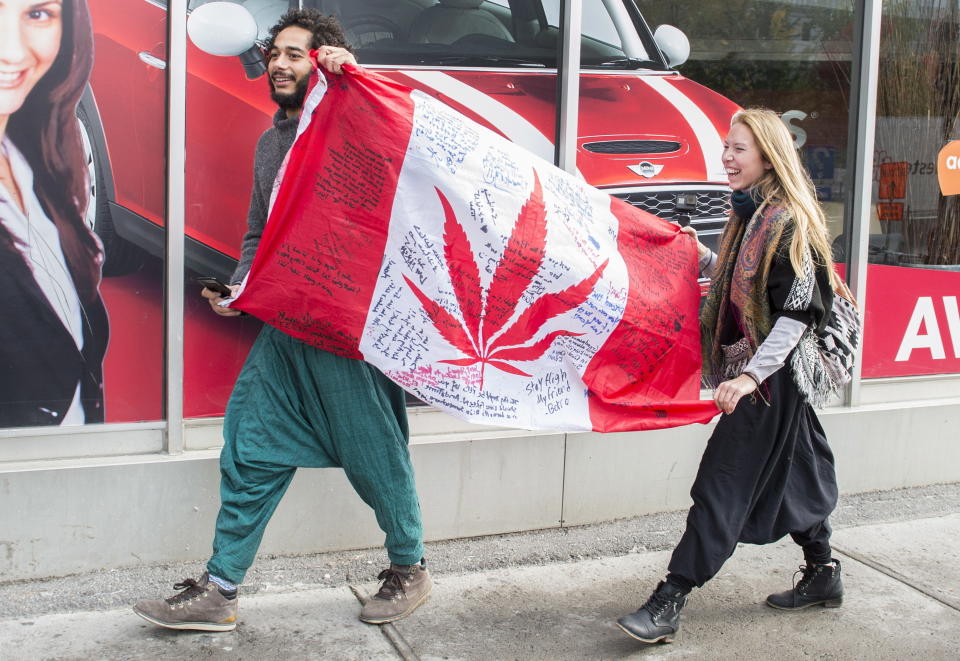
[3,380,957,582]
[3,0,959,585]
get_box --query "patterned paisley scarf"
[700,194,794,387]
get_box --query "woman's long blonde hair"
[731,108,840,288]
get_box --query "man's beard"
[270,73,309,111]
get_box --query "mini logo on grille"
[627,161,664,178]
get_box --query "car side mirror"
[187,2,266,79]
[653,24,690,68]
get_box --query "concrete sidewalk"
[2,492,959,659]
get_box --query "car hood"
[386,69,738,189]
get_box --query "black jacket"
[0,240,109,427]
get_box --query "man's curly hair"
[264,9,352,53]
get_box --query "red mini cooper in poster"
[81,0,739,420]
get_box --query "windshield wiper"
[426,55,547,68]
[591,57,658,70]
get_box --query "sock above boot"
[208,573,238,595]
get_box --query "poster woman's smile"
[0,0,63,120]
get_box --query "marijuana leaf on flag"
[404,173,608,387]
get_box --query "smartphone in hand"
[195,276,233,298]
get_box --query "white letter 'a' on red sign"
[895,296,960,361]
[946,296,960,358]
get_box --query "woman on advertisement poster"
[617,108,845,644]
[0,0,108,427]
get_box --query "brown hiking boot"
[359,559,432,624]
[133,572,238,631]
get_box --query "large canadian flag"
[231,65,719,432]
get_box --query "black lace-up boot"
[767,558,843,610]
[616,581,688,643]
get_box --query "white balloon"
[187,2,258,57]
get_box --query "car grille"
[612,189,730,223]
[582,140,681,154]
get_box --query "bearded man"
[133,9,430,631]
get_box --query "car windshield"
[188,0,666,70]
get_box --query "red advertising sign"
[878,162,908,199]
[876,202,904,222]
[862,264,960,378]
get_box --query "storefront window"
[1,0,167,429]
[181,0,274,418]
[178,0,879,418]
[182,1,636,417]
[88,0,169,424]
[634,0,856,245]
[861,0,960,377]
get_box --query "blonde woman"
[617,108,844,644]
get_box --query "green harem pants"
[207,325,424,584]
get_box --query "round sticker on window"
[937,140,960,196]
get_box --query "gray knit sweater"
[230,109,300,284]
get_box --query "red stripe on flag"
[583,197,719,431]
[234,66,416,358]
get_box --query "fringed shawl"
[701,201,792,386]
[700,201,835,405]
